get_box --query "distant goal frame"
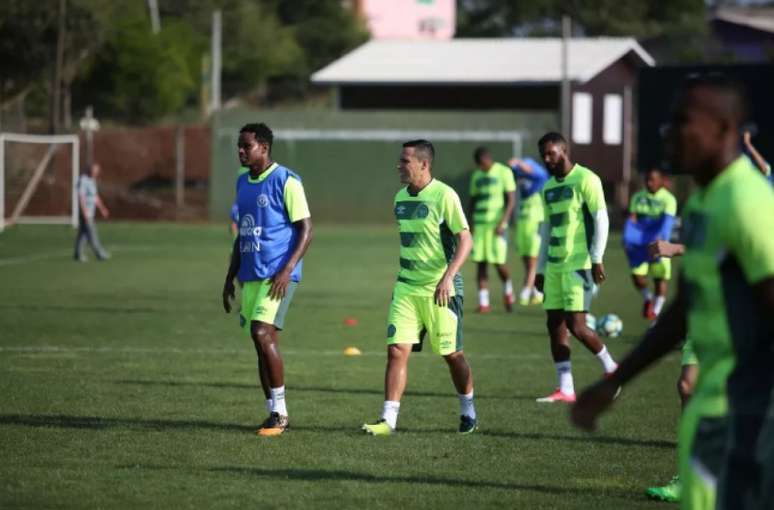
[0,132,80,232]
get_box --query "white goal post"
[0,132,80,232]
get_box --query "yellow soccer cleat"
[361,419,394,436]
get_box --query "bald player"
[571,74,774,510]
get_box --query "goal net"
[0,133,79,232]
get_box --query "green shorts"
[678,400,727,510]
[472,224,507,265]
[542,269,593,312]
[631,257,672,280]
[387,286,463,356]
[682,338,699,366]
[516,218,542,258]
[239,279,297,333]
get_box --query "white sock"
[641,288,653,301]
[381,400,400,429]
[479,289,490,307]
[264,399,273,414]
[519,287,531,301]
[654,295,666,315]
[595,346,618,374]
[270,386,287,416]
[504,280,513,296]
[458,390,476,420]
[556,361,574,395]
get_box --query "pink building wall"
[362,0,455,40]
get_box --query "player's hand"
[570,378,620,432]
[535,274,544,293]
[495,223,506,236]
[222,278,235,313]
[508,157,521,168]
[434,274,453,307]
[269,268,292,301]
[101,208,110,219]
[743,130,752,146]
[648,240,680,259]
[592,263,606,285]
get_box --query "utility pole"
[147,0,161,34]
[211,10,222,113]
[52,0,67,133]
[560,15,571,139]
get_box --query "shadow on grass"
[0,413,674,450]
[0,304,158,314]
[113,380,536,401]
[203,465,634,498]
[0,414,254,433]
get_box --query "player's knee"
[251,324,273,346]
[387,344,409,363]
[443,350,464,365]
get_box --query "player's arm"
[497,169,517,235]
[436,229,472,307]
[584,176,609,284]
[223,236,240,313]
[95,195,110,218]
[744,131,771,177]
[269,177,313,300]
[648,241,685,259]
[436,191,472,307]
[571,278,688,431]
[535,194,550,292]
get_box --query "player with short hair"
[623,168,677,319]
[362,139,477,435]
[468,146,517,312]
[571,74,774,510]
[534,132,618,403]
[222,122,313,437]
[509,157,549,305]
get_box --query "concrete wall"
[210,109,556,223]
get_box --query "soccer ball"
[597,314,623,338]
[585,313,597,331]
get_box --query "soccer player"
[73,162,110,262]
[509,157,549,305]
[362,139,477,435]
[571,74,774,510]
[468,146,517,312]
[222,123,312,437]
[623,168,677,319]
[533,132,617,403]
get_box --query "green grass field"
[0,223,681,509]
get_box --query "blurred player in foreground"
[534,132,617,403]
[468,147,516,312]
[363,140,477,435]
[222,123,313,437]
[509,157,549,305]
[623,168,677,319]
[572,74,774,510]
[73,162,110,262]
[643,240,698,503]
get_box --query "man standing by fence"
[73,162,110,262]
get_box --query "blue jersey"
[236,164,303,283]
[230,202,239,223]
[512,158,549,199]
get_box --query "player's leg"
[476,262,490,313]
[495,264,514,312]
[241,279,297,436]
[517,219,542,305]
[537,270,575,402]
[73,215,88,261]
[652,258,671,317]
[427,294,477,433]
[631,270,655,319]
[363,291,420,435]
[85,221,109,260]
[563,270,618,376]
[678,401,723,510]
[646,343,699,502]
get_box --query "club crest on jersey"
[416,204,429,218]
[257,194,270,208]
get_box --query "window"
[603,94,622,145]
[572,93,592,144]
